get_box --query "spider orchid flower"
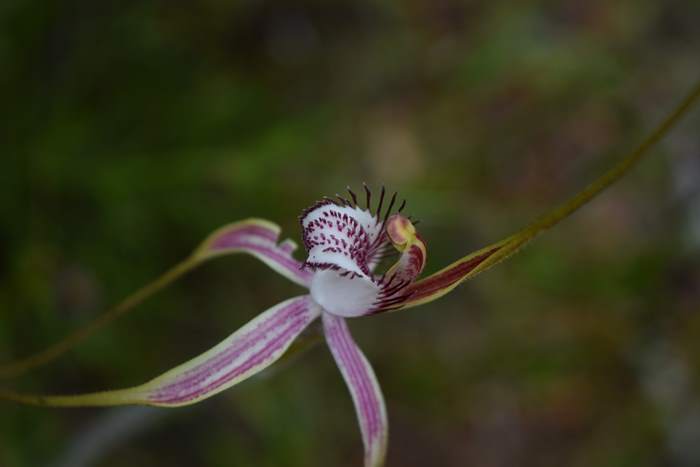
[2,81,700,467]
[6,189,434,467]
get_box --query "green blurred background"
[2,1,700,466]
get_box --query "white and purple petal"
[323,312,388,467]
[0,219,313,380]
[197,219,312,287]
[145,295,320,406]
[10,296,321,407]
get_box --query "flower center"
[300,187,425,317]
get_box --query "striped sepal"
[3,296,320,407]
[323,312,388,467]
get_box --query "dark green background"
[2,1,700,466]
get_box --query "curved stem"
[0,258,198,380]
[490,79,700,266]
[0,334,324,406]
[525,82,698,232]
[403,79,700,308]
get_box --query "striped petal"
[399,242,506,309]
[323,312,388,467]
[197,218,312,287]
[391,82,700,310]
[0,219,310,379]
[3,296,320,407]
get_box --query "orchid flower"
[2,81,700,467]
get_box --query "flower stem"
[403,79,700,309]
[487,79,700,269]
[0,257,199,380]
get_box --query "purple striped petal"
[4,296,320,408]
[196,219,312,287]
[323,312,388,467]
[400,243,505,308]
[0,219,311,380]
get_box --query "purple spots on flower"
[301,202,375,276]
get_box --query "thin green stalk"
[476,79,700,275]
[0,257,199,379]
[401,79,700,309]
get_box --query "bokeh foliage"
[1,1,699,466]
